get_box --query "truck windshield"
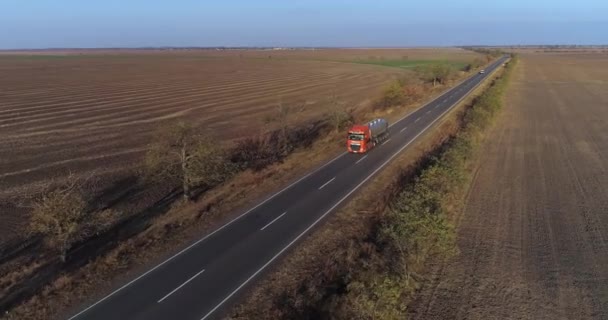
[348,133,365,141]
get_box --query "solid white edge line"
[68,58,505,320]
[355,155,368,164]
[157,269,206,303]
[199,57,507,320]
[260,211,288,231]
[318,177,336,190]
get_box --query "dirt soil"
[408,53,608,320]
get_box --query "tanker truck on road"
[346,118,389,153]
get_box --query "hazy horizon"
[2,0,607,50]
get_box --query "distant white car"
[479,70,485,74]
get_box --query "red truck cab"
[347,125,371,153]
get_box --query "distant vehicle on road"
[479,69,485,74]
[347,118,389,153]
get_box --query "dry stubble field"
[0,48,478,245]
[409,53,608,319]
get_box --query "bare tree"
[144,121,235,201]
[328,95,354,132]
[28,173,118,262]
[274,100,293,143]
[415,62,454,87]
[433,62,454,85]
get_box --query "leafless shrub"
[375,80,406,110]
[231,120,325,172]
[327,95,355,133]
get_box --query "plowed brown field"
[0,49,477,244]
[409,54,608,319]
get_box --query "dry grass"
[0,260,43,298]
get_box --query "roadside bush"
[402,83,427,103]
[415,62,455,86]
[230,120,326,171]
[472,57,486,69]
[462,57,487,72]
[376,80,406,110]
[330,108,354,132]
[337,274,408,319]
[230,131,286,171]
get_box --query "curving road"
[68,56,508,320]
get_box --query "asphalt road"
[68,56,509,320]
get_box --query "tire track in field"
[0,65,344,110]
[2,73,386,137]
[0,60,388,112]
[0,70,386,129]
[0,71,338,116]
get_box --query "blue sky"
[1,0,607,49]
